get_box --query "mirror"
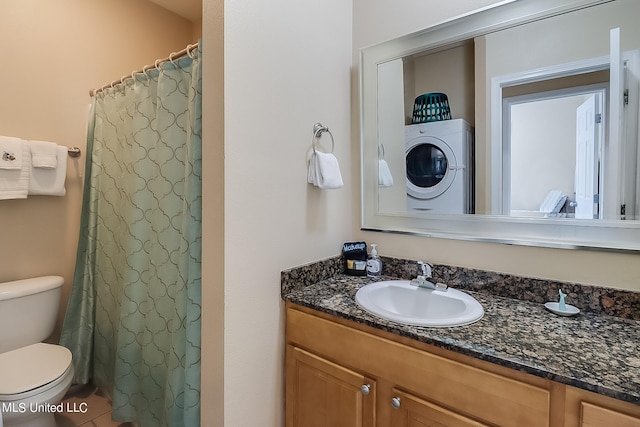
[361,0,640,251]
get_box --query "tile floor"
[54,384,135,427]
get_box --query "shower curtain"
[60,45,201,427]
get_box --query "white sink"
[355,280,484,327]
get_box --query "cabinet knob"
[360,384,371,395]
[391,397,401,409]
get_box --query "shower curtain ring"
[187,44,197,58]
[140,64,153,79]
[168,53,178,66]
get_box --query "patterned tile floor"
[54,385,135,427]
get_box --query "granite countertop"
[283,273,640,405]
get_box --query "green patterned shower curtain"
[60,45,202,427]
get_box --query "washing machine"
[405,119,474,214]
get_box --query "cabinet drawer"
[390,388,490,427]
[580,402,640,427]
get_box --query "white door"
[575,94,601,219]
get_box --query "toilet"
[0,276,74,427]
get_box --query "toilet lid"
[0,343,72,395]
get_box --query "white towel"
[30,140,58,168]
[0,136,24,170]
[307,151,344,189]
[0,140,30,199]
[378,159,394,187]
[28,145,67,196]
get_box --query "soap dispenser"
[366,244,383,277]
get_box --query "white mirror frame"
[360,0,640,252]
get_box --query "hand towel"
[378,159,394,187]
[0,136,24,170]
[28,145,67,196]
[307,151,344,189]
[30,140,58,168]
[0,140,30,199]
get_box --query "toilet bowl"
[0,343,74,427]
[0,277,75,427]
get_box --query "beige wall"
[0,0,196,336]
[209,0,353,425]
[410,43,475,124]
[352,0,640,292]
[192,18,203,40]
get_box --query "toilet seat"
[0,343,73,400]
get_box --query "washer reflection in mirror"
[405,120,474,214]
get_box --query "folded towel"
[378,159,394,187]
[0,136,24,170]
[30,140,58,168]
[28,145,67,196]
[307,151,344,189]
[0,140,30,199]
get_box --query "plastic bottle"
[366,244,383,277]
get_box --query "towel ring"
[311,122,335,153]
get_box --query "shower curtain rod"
[89,42,199,97]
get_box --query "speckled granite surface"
[282,255,640,320]
[281,257,640,405]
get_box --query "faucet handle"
[417,261,432,278]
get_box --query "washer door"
[406,136,457,200]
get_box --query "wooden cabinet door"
[389,388,489,427]
[286,345,375,427]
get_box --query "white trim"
[490,56,611,215]
[502,84,608,216]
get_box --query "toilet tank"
[0,276,64,354]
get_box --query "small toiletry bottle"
[366,244,383,277]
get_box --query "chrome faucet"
[411,261,448,291]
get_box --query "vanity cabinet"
[285,303,640,427]
[389,388,489,427]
